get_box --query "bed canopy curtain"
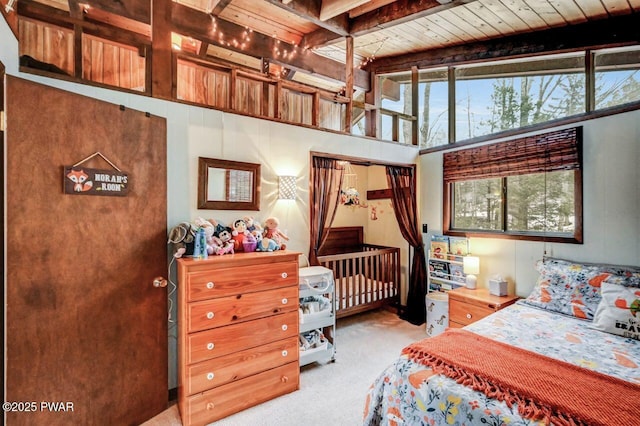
[308,157,345,265]
[386,165,427,325]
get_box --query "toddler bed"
[317,227,400,318]
[363,257,640,425]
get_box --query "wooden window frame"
[443,128,583,244]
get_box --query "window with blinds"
[443,127,583,243]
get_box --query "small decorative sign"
[64,152,129,197]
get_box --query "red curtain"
[386,165,428,325]
[308,157,344,265]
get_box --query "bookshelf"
[427,250,468,293]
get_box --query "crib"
[317,227,400,318]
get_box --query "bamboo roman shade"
[443,127,582,183]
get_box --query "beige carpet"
[143,308,426,426]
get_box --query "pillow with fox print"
[591,280,640,340]
[522,258,613,320]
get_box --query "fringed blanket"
[403,328,640,426]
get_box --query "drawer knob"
[281,272,288,278]
[466,313,472,319]
[206,311,215,319]
[207,342,215,350]
[281,376,289,383]
[282,298,288,305]
[281,324,288,331]
[206,402,215,411]
[207,372,215,380]
[206,281,215,289]
[282,350,288,357]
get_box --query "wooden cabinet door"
[5,77,168,425]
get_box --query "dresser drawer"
[188,286,298,333]
[185,336,298,396]
[449,299,493,326]
[186,261,298,302]
[184,361,299,426]
[187,310,299,365]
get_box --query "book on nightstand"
[448,237,469,258]
[430,235,449,259]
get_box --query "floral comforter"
[363,301,640,425]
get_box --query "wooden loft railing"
[15,13,417,143]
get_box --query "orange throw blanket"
[403,328,640,426]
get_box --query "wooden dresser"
[177,251,300,426]
[449,287,519,328]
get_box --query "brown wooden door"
[5,76,168,425]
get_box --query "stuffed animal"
[255,237,280,252]
[168,222,197,258]
[231,218,249,251]
[207,218,227,236]
[243,216,262,237]
[216,226,236,255]
[263,217,289,250]
[194,217,217,255]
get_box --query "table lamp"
[463,256,480,289]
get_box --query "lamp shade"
[278,175,297,200]
[463,256,480,289]
[463,256,480,275]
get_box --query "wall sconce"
[278,176,296,200]
[463,256,480,290]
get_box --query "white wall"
[1,17,419,389]
[421,114,640,297]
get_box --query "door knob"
[153,277,168,288]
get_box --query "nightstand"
[448,287,519,328]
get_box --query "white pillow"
[591,280,640,340]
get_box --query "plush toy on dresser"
[167,222,197,258]
[231,219,250,251]
[243,216,263,238]
[263,217,289,250]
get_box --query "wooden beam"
[351,0,465,35]
[198,42,209,56]
[364,70,378,138]
[151,0,172,99]
[299,28,341,49]
[370,12,640,74]
[304,0,468,49]
[264,0,350,37]
[171,2,370,91]
[344,35,353,133]
[82,0,150,25]
[210,0,233,15]
[18,1,150,46]
[411,66,418,146]
[320,0,370,21]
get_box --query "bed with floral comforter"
[363,301,640,426]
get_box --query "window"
[594,46,640,110]
[454,54,585,140]
[379,74,413,143]
[419,68,448,148]
[444,127,583,243]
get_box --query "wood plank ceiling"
[10,0,640,93]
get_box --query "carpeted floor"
[143,308,426,426]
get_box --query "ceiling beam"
[303,0,475,49]
[171,2,370,90]
[320,0,370,21]
[264,0,350,37]
[369,12,640,74]
[350,0,473,35]
[82,0,150,25]
[210,0,232,15]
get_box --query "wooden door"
[0,61,5,415]
[5,76,168,425]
